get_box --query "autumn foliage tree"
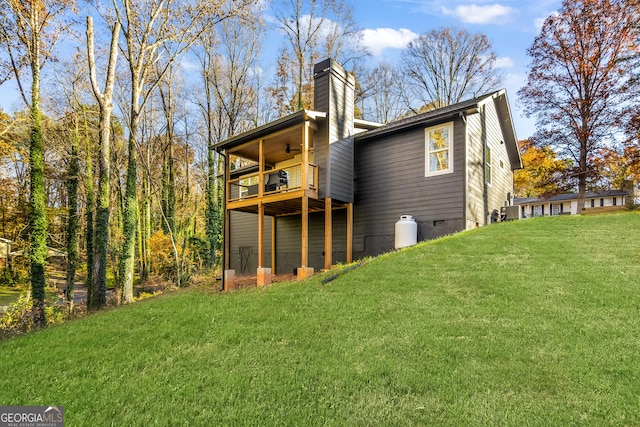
[519,0,639,213]
[514,139,572,198]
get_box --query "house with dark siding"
[215,59,522,288]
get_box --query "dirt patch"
[228,274,298,290]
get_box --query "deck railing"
[228,163,318,202]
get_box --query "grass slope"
[1,213,639,426]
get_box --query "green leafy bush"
[0,269,27,287]
[0,292,66,339]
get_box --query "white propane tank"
[395,215,417,249]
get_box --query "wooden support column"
[224,154,231,271]
[297,120,314,280]
[224,210,230,270]
[256,139,271,287]
[346,203,353,264]
[257,202,264,268]
[258,139,264,196]
[324,198,332,270]
[301,196,309,267]
[298,196,313,280]
[301,122,309,190]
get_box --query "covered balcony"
[221,111,324,216]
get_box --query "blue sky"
[347,0,563,139]
[0,1,562,140]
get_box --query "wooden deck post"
[301,196,309,267]
[324,198,332,270]
[258,139,264,196]
[224,155,231,271]
[298,195,314,280]
[258,202,264,268]
[302,122,310,190]
[346,203,353,264]
[297,120,314,280]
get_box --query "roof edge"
[214,110,326,151]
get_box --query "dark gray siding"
[314,64,330,199]
[353,120,466,258]
[314,66,330,112]
[228,211,273,276]
[328,137,354,203]
[315,120,330,199]
[275,210,348,274]
[314,59,355,202]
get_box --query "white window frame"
[485,144,492,186]
[425,122,454,177]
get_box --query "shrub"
[149,231,175,277]
[0,292,66,339]
[0,268,27,287]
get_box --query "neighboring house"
[514,190,629,218]
[214,59,521,284]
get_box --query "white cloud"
[534,11,559,32]
[361,28,419,57]
[495,56,514,69]
[441,4,516,24]
[179,57,200,72]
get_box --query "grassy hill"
[1,213,639,426]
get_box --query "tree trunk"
[83,106,95,305]
[28,10,47,325]
[140,180,150,281]
[144,174,151,277]
[91,112,111,308]
[87,16,119,309]
[577,138,588,214]
[65,113,80,312]
[120,117,139,304]
[161,154,169,234]
[206,145,218,268]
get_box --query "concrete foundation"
[257,267,272,287]
[224,269,236,292]
[297,267,315,281]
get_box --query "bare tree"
[402,27,501,111]
[272,0,360,111]
[518,0,639,212]
[359,61,406,124]
[114,0,251,302]
[193,9,264,269]
[86,15,120,309]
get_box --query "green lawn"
[1,213,639,425]
[0,286,23,306]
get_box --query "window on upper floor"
[425,122,453,176]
